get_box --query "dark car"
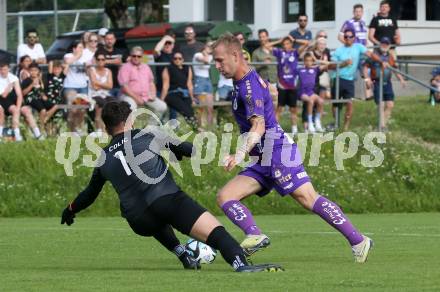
[46,28,130,61]
[0,49,17,64]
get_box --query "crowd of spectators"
[0,0,409,141]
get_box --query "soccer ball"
[185,238,217,264]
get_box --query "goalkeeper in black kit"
[61,101,283,272]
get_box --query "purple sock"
[312,195,364,246]
[221,200,261,235]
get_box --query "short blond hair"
[211,33,242,52]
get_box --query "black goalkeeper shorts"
[126,191,207,237]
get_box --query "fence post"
[378,66,384,131]
[335,63,340,129]
[0,0,6,50]
[54,0,59,38]
[18,14,24,45]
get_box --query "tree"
[104,0,133,28]
[104,0,167,28]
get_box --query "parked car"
[0,49,16,64]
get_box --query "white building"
[169,0,440,57]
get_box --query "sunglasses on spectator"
[344,35,355,39]
[318,35,327,38]
[173,57,183,60]
[131,55,142,58]
[184,31,194,35]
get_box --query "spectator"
[101,31,127,97]
[21,62,58,127]
[252,29,278,85]
[331,28,379,130]
[0,61,42,141]
[97,28,108,47]
[234,32,249,55]
[364,37,406,131]
[17,29,47,64]
[47,60,68,105]
[431,68,440,104]
[266,35,308,134]
[289,14,313,49]
[369,1,401,47]
[192,43,214,125]
[88,51,114,134]
[180,24,204,63]
[83,32,99,65]
[81,31,92,48]
[118,46,167,122]
[311,35,332,99]
[339,4,368,46]
[63,40,89,134]
[160,51,197,128]
[217,73,233,101]
[18,55,32,82]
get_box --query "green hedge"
[1,128,439,217]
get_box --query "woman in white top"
[82,32,99,65]
[63,40,89,133]
[192,43,214,125]
[88,51,113,132]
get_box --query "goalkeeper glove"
[61,204,76,226]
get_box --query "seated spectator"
[17,29,46,65]
[81,31,92,47]
[160,51,197,128]
[88,51,114,134]
[97,28,108,47]
[192,43,214,125]
[118,46,167,122]
[83,32,99,65]
[63,40,89,134]
[102,31,127,97]
[21,62,58,127]
[47,60,68,105]
[18,55,32,82]
[363,37,406,131]
[217,74,233,100]
[0,61,42,141]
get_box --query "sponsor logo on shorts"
[297,171,308,179]
[283,182,294,190]
[278,173,292,184]
[274,169,282,178]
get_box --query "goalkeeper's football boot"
[179,251,201,270]
[240,234,270,257]
[236,264,284,273]
[352,236,374,263]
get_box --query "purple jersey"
[340,18,368,46]
[272,48,299,89]
[232,69,286,156]
[298,66,319,96]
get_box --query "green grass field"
[1,214,439,291]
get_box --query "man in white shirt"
[17,29,47,64]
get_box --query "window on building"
[283,0,306,23]
[314,0,335,21]
[234,0,254,24]
[426,0,440,21]
[206,0,227,21]
[389,0,417,20]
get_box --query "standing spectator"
[339,4,368,46]
[332,29,380,130]
[17,29,47,64]
[63,41,89,134]
[180,24,204,63]
[118,46,167,121]
[160,51,197,128]
[311,35,332,99]
[217,74,233,101]
[21,62,58,127]
[82,32,99,65]
[193,43,214,125]
[364,37,406,131]
[101,31,127,97]
[47,60,68,105]
[266,35,308,134]
[252,29,278,85]
[431,69,440,104]
[0,61,42,141]
[97,28,108,47]
[289,14,313,49]
[88,51,113,134]
[368,1,401,47]
[234,32,250,56]
[18,55,32,82]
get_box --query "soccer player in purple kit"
[265,35,308,134]
[212,33,373,263]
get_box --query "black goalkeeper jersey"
[71,129,193,219]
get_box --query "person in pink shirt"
[118,46,167,120]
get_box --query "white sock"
[14,128,21,137]
[0,126,3,137]
[316,113,321,121]
[33,127,41,138]
[307,115,313,124]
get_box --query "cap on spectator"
[380,37,391,44]
[98,28,109,36]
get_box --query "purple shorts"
[239,143,311,197]
[299,88,316,97]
